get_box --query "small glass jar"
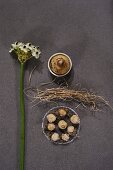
[48,53,72,77]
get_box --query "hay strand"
[24,87,112,111]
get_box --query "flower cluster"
[9,42,41,63]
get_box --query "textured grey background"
[0,0,113,170]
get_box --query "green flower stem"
[20,63,25,170]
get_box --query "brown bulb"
[57,58,64,67]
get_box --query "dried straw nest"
[24,86,112,111]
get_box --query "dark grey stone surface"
[0,0,113,169]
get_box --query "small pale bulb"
[70,115,80,124]
[62,134,69,141]
[47,123,55,131]
[67,126,75,133]
[51,133,60,141]
[58,120,67,129]
[47,114,56,123]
